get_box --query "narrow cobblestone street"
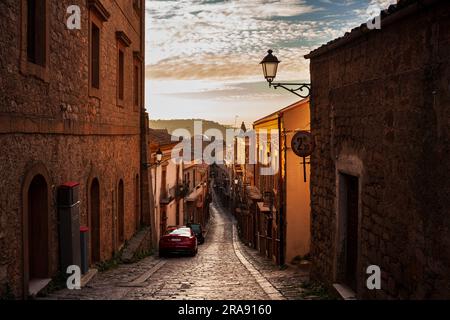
[46,192,309,300]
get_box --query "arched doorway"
[118,179,125,245]
[27,175,49,282]
[135,174,140,231]
[89,178,100,264]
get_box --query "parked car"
[159,227,198,257]
[165,225,178,234]
[187,223,205,244]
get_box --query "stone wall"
[0,0,147,298]
[308,1,450,299]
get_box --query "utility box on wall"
[57,182,81,272]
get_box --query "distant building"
[184,163,211,228]
[148,129,184,241]
[305,0,450,299]
[0,0,149,298]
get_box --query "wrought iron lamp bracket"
[269,82,311,98]
[142,161,161,169]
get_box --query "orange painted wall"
[282,101,311,262]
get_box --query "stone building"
[0,0,149,298]
[148,128,184,241]
[305,0,450,299]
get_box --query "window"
[27,0,46,66]
[115,31,131,106]
[161,167,167,198]
[118,49,125,101]
[133,64,139,109]
[21,0,49,80]
[88,0,110,95]
[115,32,131,105]
[133,0,141,14]
[90,23,100,89]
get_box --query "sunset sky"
[144,0,396,127]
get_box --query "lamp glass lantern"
[234,179,238,185]
[156,148,163,162]
[260,49,280,83]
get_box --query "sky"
[144,0,396,127]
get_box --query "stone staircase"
[120,227,153,263]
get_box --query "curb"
[231,223,285,300]
[119,259,167,287]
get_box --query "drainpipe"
[277,114,285,266]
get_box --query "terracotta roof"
[305,0,441,59]
[148,128,174,146]
[253,98,309,126]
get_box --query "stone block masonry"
[306,0,450,299]
[0,0,148,298]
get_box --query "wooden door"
[345,175,359,292]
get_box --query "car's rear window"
[169,228,191,236]
[189,225,201,232]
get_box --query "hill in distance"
[149,119,233,138]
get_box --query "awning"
[246,186,262,200]
[257,202,276,214]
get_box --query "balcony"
[160,186,176,205]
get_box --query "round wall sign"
[291,131,315,157]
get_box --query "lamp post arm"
[269,82,311,98]
[142,161,161,169]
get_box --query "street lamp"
[143,148,163,168]
[260,49,280,83]
[156,148,163,162]
[260,49,311,98]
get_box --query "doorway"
[89,178,100,264]
[160,207,167,236]
[339,173,359,292]
[27,174,49,286]
[135,174,140,231]
[118,179,125,246]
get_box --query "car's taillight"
[178,237,188,243]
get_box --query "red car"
[159,227,198,257]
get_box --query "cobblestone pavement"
[237,243,310,300]
[47,193,309,300]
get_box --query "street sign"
[291,131,314,183]
[291,131,314,157]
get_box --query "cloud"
[145,47,312,81]
[145,0,327,80]
[353,0,397,19]
[144,0,398,123]
[145,0,397,82]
